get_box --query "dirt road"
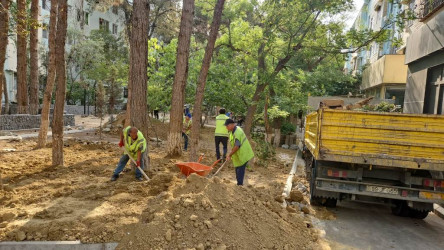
[316,201,444,250]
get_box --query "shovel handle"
[212,160,229,178]
[123,145,150,181]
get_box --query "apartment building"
[2,0,126,104]
[345,0,412,106]
[403,0,444,114]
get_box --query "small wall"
[0,114,75,130]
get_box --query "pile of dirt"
[0,138,178,243]
[117,174,319,249]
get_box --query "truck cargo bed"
[304,109,444,171]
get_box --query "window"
[42,23,48,39]
[85,13,89,25]
[112,6,118,15]
[123,87,128,98]
[112,24,118,34]
[424,64,444,114]
[99,18,110,31]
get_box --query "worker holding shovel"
[225,119,254,185]
[111,126,147,181]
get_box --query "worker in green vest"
[111,126,147,181]
[182,113,192,151]
[215,108,230,161]
[225,119,254,185]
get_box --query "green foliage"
[267,105,289,121]
[281,122,296,135]
[252,132,276,167]
[65,29,128,109]
[297,62,359,97]
[362,102,402,113]
[147,38,178,112]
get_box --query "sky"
[345,0,365,29]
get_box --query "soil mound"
[117,174,318,249]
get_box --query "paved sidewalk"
[434,204,444,220]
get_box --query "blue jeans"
[182,132,188,150]
[113,154,144,178]
[215,136,228,160]
[235,162,248,185]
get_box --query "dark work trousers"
[182,132,189,150]
[235,162,248,185]
[113,154,144,178]
[215,136,228,160]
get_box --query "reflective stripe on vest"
[215,114,229,137]
[229,126,254,167]
[123,126,147,159]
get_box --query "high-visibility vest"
[229,126,254,167]
[123,126,147,159]
[183,117,192,135]
[214,114,229,137]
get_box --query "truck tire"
[309,160,323,206]
[324,198,337,208]
[309,159,339,207]
[391,200,410,217]
[410,209,429,219]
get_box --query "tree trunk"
[128,0,150,140]
[243,42,267,137]
[36,0,59,149]
[51,0,68,167]
[0,0,10,114]
[243,82,267,137]
[29,0,40,115]
[17,0,28,114]
[189,0,225,161]
[273,128,281,147]
[167,0,195,157]
[264,92,273,144]
[272,117,283,147]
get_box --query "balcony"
[420,0,444,21]
[361,55,408,91]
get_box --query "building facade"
[345,0,414,106]
[2,0,126,104]
[403,0,444,114]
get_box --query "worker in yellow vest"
[182,113,192,151]
[112,126,147,181]
[215,108,230,161]
[225,119,254,185]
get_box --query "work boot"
[136,176,144,181]
[111,175,119,181]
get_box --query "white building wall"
[2,0,126,105]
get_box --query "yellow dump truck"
[303,108,444,219]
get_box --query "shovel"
[211,159,230,178]
[122,145,150,181]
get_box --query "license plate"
[366,185,399,195]
[419,192,444,200]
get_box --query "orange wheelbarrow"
[175,155,221,177]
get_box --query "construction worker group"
[112,108,254,185]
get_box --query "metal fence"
[420,0,444,20]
